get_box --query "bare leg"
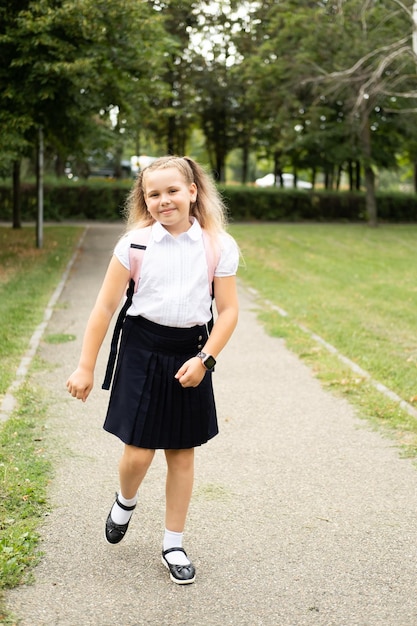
[164,448,194,532]
[119,445,155,498]
[105,445,155,544]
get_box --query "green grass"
[0,226,83,395]
[0,225,83,623]
[0,382,51,625]
[0,384,50,581]
[229,222,417,456]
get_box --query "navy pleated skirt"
[103,316,218,449]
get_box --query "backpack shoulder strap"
[202,230,220,296]
[102,226,151,391]
[202,231,221,334]
[129,226,152,292]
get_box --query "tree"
[223,0,417,218]
[3,0,417,214]
[138,0,201,156]
[231,1,319,183]
[299,0,417,224]
[0,0,166,225]
[191,2,252,181]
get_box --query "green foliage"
[2,182,417,222]
[0,0,169,171]
[142,1,200,155]
[222,186,417,222]
[1,0,417,219]
[221,186,314,220]
[376,191,417,221]
[0,183,129,222]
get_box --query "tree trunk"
[54,153,66,178]
[167,114,176,155]
[355,161,361,191]
[361,112,377,227]
[241,145,249,184]
[364,165,377,227]
[215,152,225,183]
[177,129,187,157]
[324,168,330,190]
[348,160,353,191]
[292,169,298,189]
[135,129,141,158]
[336,165,342,190]
[12,160,21,229]
[273,152,281,187]
[413,161,417,193]
[36,126,44,248]
[113,139,123,179]
[328,166,335,190]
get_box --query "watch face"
[204,355,216,370]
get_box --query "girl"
[66,156,239,585]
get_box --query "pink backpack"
[102,227,220,390]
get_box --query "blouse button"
[197,344,203,350]
[198,335,203,341]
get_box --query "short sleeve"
[113,232,132,270]
[214,233,240,277]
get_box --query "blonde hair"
[123,156,229,235]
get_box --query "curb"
[0,227,88,423]
[248,286,417,421]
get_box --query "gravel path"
[6,223,417,626]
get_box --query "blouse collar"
[152,217,202,242]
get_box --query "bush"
[220,186,366,222]
[376,192,417,222]
[0,181,130,222]
[1,181,417,223]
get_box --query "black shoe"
[105,494,136,545]
[161,547,196,585]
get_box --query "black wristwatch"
[196,351,216,371]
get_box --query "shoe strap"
[115,495,137,511]
[162,547,186,557]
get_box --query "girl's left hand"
[175,357,206,388]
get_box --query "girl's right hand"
[66,367,94,403]
[175,357,206,388]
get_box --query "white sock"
[163,529,190,566]
[110,493,137,525]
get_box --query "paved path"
[6,224,417,626]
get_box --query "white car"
[255,173,312,189]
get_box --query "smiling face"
[143,166,197,236]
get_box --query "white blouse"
[114,219,239,328]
